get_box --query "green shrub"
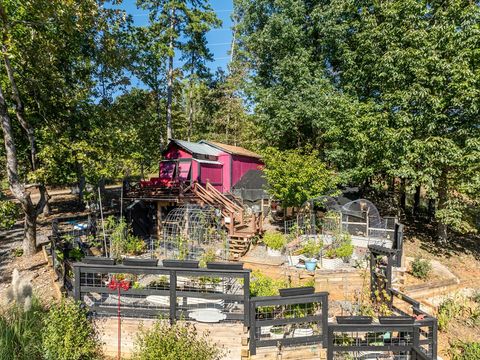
[249,271,287,297]
[336,243,354,259]
[0,299,45,360]
[437,298,463,331]
[411,257,432,279]
[300,239,323,258]
[0,199,19,230]
[323,247,337,259]
[262,231,286,251]
[132,320,224,360]
[42,299,102,360]
[450,341,480,360]
[106,216,146,258]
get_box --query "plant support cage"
[159,204,228,261]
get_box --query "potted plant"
[300,240,322,271]
[321,231,354,269]
[321,247,344,270]
[263,231,286,257]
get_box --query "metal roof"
[171,139,222,156]
[200,140,262,159]
[193,159,222,165]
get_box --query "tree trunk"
[24,209,37,255]
[399,178,406,213]
[0,86,45,256]
[428,198,435,220]
[166,7,175,143]
[76,162,85,204]
[43,191,51,216]
[413,185,421,217]
[436,170,448,244]
[188,85,193,142]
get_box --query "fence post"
[249,298,256,356]
[169,270,177,324]
[244,272,250,326]
[73,264,81,301]
[431,318,438,360]
[322,294,329,347]
[327,326,334,360]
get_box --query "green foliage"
[42,299,102,360]
[449,341,480,360]
[323,231,354,259]
[199,249,217,268]
[438,298,463,331]
[132,320,223,360]
[249,271,287,297]
[67,248,84,262]
[105,216,146,259]
[235,0,480,239]
[0,199,19,230]
[411,258,432,280]
[0,299,46,360]
[262,147,338,208]
[300,239,323,259]
[262,231,286,251]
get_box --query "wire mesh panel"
[327,324,416,360]
[249,293,329,355]
[160,205,228,261]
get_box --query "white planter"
[267,247,282,257]
[293,327,314,337]
[321,257,344,270]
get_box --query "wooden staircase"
[191,182,261,259]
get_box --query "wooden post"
[156,201,162,239]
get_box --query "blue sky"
[118,0,234,73]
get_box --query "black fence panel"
[249,292,329,355]
[72,262,250,325]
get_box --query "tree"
[0,0,129,254]
[135,0,220,145]
[262,147,338,208]
[235,0,480,242]
[315,0,480,241]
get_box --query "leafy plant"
[323,247,337,259]
[300,239,323,259]
[132,320,224,360]
[106,216,146,258]
[449,341,480,360]
[0,298,45,360]
[249,271,287,297]
[262,231,286,251]
[262,147,339,208]
[411,257,432,280]
[199,249,216,267]
[42,299,102,360]
[0,200,19,230]
[335,242,354,259]
[67,248,84,262]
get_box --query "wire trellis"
[159,204,228,261]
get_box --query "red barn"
[148,139,263,193]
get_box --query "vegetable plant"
[263,231,286,251]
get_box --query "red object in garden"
[108,277,130,360]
